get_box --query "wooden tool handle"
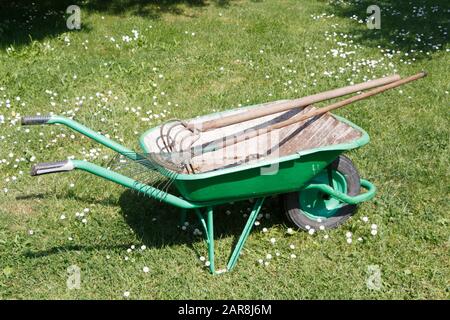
[267,71,427,130]
[191,74,401,132]
[201,71,427,153]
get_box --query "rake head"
[158,119,200,153]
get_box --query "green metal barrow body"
[22,108,376,274]
[138,114,372,203]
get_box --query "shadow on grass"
[15,192,122,207]
[23,189,284,262]
[118,189,284,252]
[24,244,133,258]
[0,0,232,49]
[328,0,449,59]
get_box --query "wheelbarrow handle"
[29,159,202,209]
[21,115,52,125]
[31,160,74,176]
[21,114,138,160]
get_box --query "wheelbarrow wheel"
[283,155,360,230]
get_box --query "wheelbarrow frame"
[21,112,376,274]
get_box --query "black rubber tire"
[283,155,360,230]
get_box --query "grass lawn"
[0,0,449,299]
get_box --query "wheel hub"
[299,170,348,220]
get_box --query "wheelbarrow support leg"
[227,197,265,272]
[194,199,264,274]
[206,207,215,274]
[194,207,215,274]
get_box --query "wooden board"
[188,106,362,172]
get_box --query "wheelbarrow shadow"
[21,189,284,259]
[118,190,284,258]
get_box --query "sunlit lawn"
[0,0,448,299]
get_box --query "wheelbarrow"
[21,102,376,274]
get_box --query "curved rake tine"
[178,133,200,174]
[155,135,173,153]
[171,130,186,152]
[167,120,191,151]
[159,121,173,153]
[172,127,195,152]
[163,123,197,173]
[156,170,178,199]
[160,119,183,152]
[157,120,201,174]
[180,132,201,154]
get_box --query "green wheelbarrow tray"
[21,108,376,274]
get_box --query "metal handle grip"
[31,160,74,176]
[21,115,52,125]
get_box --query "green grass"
[0,0,449,299]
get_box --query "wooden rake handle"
[189,74,401,132]
[267,71,427,131]
[199,71,427,154]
